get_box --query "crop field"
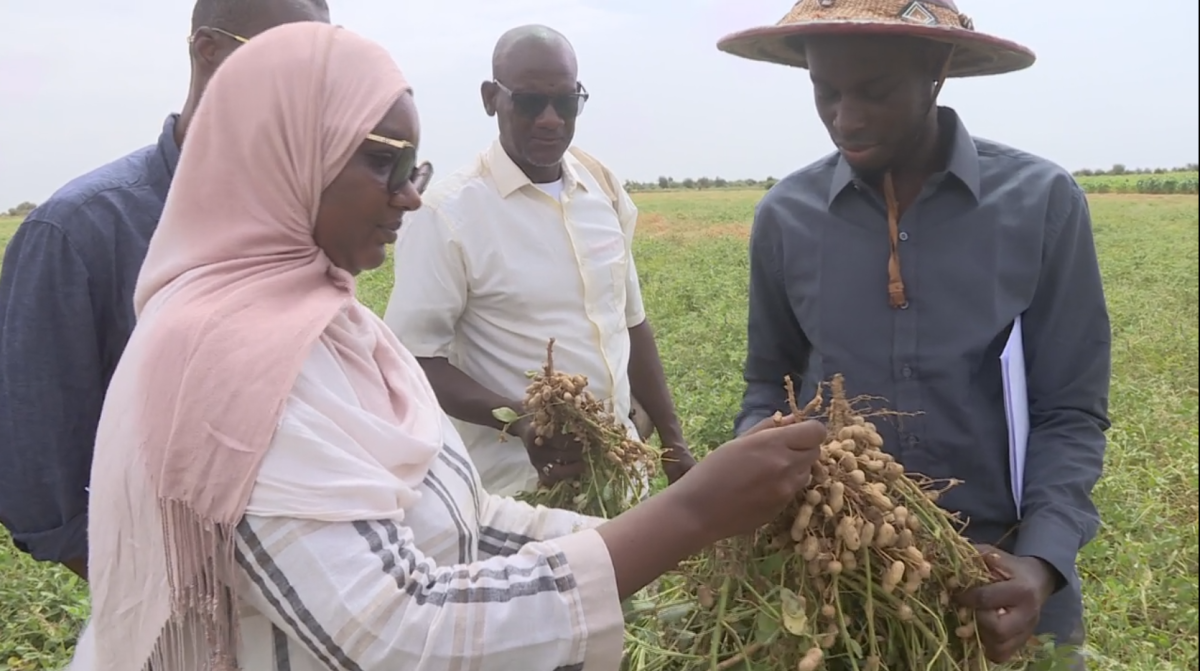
[1071,171,1199,195]
[1,186,1197,670]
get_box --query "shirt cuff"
[8,512,88,563]
[625,307,647,328]
[549,528,624,669]
[397,338,453,360]
[578,515,607,531]
[734,411,772,437]
[1012,512,1080,595]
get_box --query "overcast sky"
[1,0,1196,207]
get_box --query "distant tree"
[592,165,1193,196]
[4,201,36,217]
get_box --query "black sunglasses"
[365,133,432,194]
[493,81,589,119]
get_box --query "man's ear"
[480,81,497,117]
[189,29,225,69]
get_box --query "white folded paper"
[1000,315,1029,519]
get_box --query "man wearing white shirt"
[384,25,694,498]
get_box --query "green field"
[1073,171,1199,194]
[1073,170,1196,186]
[1,190,1198,670]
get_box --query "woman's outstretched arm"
[233,512,627,671]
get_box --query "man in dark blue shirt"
[718,2,1109,669]
[0,0,331,581]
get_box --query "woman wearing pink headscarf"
[73,21,826,671]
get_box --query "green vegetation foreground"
[1,189,1197,670]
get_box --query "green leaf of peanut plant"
[492,407,521,425]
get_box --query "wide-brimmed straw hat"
[717,0,1035,78]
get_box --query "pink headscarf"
[81,22,442,670]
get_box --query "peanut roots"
[627,374,1028,671]
[511,338,659,518]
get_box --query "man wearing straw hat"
[723,1,1110,668]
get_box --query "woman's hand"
[597,414,826,599]
[668,414,825,545]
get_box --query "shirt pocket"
[574,228,627,333]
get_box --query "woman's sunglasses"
[365,134,432,194]
[187,26,249,45]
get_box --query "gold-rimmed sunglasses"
[187,26,249,46]
[179,31,431,195]
[365,134,433,194]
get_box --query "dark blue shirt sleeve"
[735,199,812,436]
[1012,183,1112,592]
[0,219,103,563]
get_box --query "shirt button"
[899,231,909,241]
[901,365,913,378]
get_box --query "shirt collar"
[485,138,588,198]
[158,113,182,180]
[827,106,982,206]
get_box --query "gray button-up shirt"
[736,107,1110,642]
